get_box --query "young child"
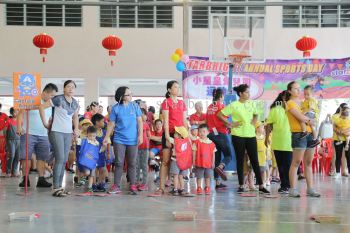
[192,124,216,195]
[75,119,93,186]
[5,107,20,177]
[300,85,320,147]
[136,109,151,191]
[256,122,268,188]
[169,126,191,196]
[189,124,199,141]
[77,126,100,195]
[149,119,163,182]
[92,113,110,192]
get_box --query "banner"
[183,56,350,100]
[13,73,41,110]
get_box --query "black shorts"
[162,132,174,149]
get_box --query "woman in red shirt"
[155,81,187,195]
[84,101,99,120]
[189,102,206,126]
[206,88,232,188]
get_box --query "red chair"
[319,139,333,175]
[312,146,320,173]
[0,136,6,174]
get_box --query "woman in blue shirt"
[104,86,143,195]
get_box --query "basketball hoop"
[227,54,251,65]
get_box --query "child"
[192,124,216,195]
[189,124,199,141]
[169,126,191,196]
[74,119,93,186]
[300,85,320,147]
[136,109,151,191]
[256,122,268,188]
[149,119,163,182]
[77,126,100,195]
[5,107,20,177]
[92,113,110,192]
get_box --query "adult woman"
[206,88,232,188]
[155,80,187,195]
[40,80,80,197]
[189,101,206,126]
[285,81,320,198]
[84,101,99,120]
[218,84,269,194]
[104,86,143,195]
[332,104,350,178]
[265,91,292,194]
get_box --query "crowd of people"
[0,79,348,198]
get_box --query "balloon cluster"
[171,48,189,72]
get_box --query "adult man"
[17,83,58,187]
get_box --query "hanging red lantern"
[33,33,54,63]
[295,36,317,58]
[102,35,122,66]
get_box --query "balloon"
[176,61,186,72]
[175,48,184,57]
[171,53,180,63]
[181,54,190,63]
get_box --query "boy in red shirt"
[5,107,20,177]
[136,109,151,191]
[193,124,216,195]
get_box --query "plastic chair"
[319,139,333,175]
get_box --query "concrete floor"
[0,173,350,233]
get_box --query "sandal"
[153,188,165,196]
[52,188,67,197]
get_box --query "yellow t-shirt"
[333,114,350,141]
[257,135,266,167]
[286,100,312,133]
[301,97,319,119]
[221,100,258,137]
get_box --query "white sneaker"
[333,173,341,179]
[266,181,271,186]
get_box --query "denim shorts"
[20,134,50,161]
[291,132,313,149]
[150,148,161,156]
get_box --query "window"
[100,0,173,28]
[6,0,82,27]
[191,0,265,28]
[282,0,350,28]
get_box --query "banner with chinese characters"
[13,73,41,110]
[183,56,350,100]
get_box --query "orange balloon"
[175,48,184,57]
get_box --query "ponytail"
[165,80,178,98]
[165,91,170,98]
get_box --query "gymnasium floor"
[0,173,349,233]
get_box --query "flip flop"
[240,193,257,197]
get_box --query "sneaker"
[82,187,93,196]
[108,184,122,194]
[266,181,271,186]
[215,183,227,189]
[278,187,289,194]
[289,188,301,198]
[308,139,320,148]
[214,166,228,181]
[97,183,107,192]
[184,176,189,182]
[196,187,203,195]
[307,188,321,197]
[137,184,147,191]
[130,185,138,195]
[178,189,186,196]
[299,132,308,139]
[67,168,75,174]
[204,187,211,195]
[298,174,306,180]
[19,177,30,188]
[237,187,247,193]
[169,188,179,196]
[333,173,341,179]
[92,184,99,192]
[329,170,336,176]
[259,187,270,194]
[36,178,52,188]
[342,173,349,177]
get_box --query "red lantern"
[102,35,122,66]
[33,33,54,63]
[296,36,317,58]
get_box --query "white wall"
[1,2,350,100]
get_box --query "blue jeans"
[49,131,72,189]
[208,133,232,179]
[6,139,20,175]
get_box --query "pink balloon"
[181,54,190,63]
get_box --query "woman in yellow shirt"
[332,104,350,178]
[285,81,320,198]
[218,84,270,194]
